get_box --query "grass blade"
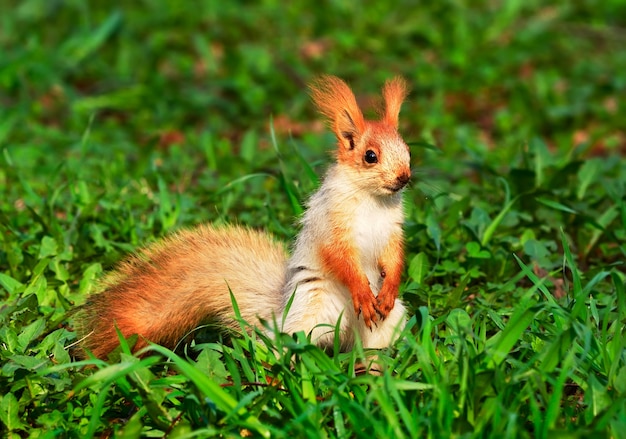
[144,344,271,438]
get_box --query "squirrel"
[79,75,411,359]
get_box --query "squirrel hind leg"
[359,299,407,349]
[282,283,358,350]
[354,300,407,375]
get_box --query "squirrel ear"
[382,76,409,129]
[310,75,365,150]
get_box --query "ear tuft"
[382,77,409,129]
[309,75,365,149]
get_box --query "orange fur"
[376,230,405,316]
[79,226,287,359]
[309,75,366,159]
[381,77,409,128]
[319,226,381,327]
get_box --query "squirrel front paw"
[353,291,382,329]
[376,286,398,319]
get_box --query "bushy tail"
[77,225,288,359]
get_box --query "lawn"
[1,1,625,437]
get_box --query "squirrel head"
[310,75,411,196]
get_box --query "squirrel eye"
[364,150,378,164]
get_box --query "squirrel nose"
[396,172,411,187]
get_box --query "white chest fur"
[287,165,404,289]
[351,194,403,290]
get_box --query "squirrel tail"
[77,225,287,359]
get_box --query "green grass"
[1,1,626,437]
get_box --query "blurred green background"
[2,0,624,158]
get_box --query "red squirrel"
[79,76,411,359]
